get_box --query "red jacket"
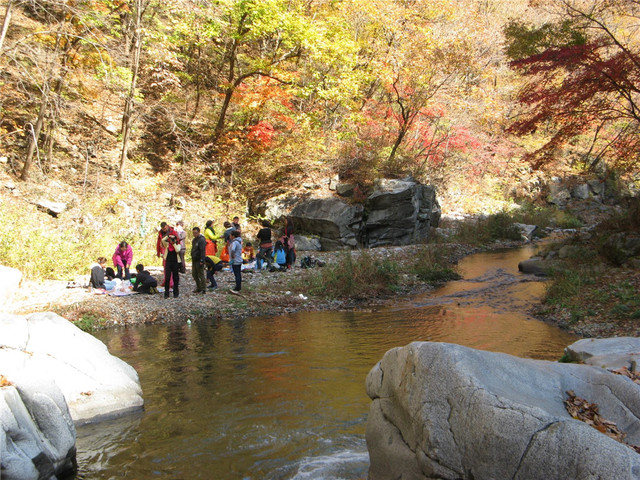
[156,226,177,256]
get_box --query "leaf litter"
[564,390,640,454]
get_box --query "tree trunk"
[0,0,13,52]
[118,0,143,179]
[21,85,48,180]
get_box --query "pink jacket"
[112,245,133,268]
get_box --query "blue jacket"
[274,246,286,265]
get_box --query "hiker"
[204,220,218,256]
[175,220,187,273]
[157,221,177,289]
[255,219,273,271]
[90,257,116,291]
[112,241,133,280]
[242,242,255,263]
[283,216,295,269]
[232,216,241,231]
[229,229,243,293]
[162,233,181,298]
[132,264,158,294]
[191,226,207,294]
[205,255,223,289]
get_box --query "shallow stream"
[76,245,579,479]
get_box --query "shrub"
[410,245,461,283]
[302,249,400,299]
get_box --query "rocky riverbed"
[8,243,482,329]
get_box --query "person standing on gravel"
[229,229,243,294]
[162,233,181,298]
[176,220,187,273]
[191,226,207,294]
[112,241,133,280]
[255,220,273,271]
[157,221,177,289]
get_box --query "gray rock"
[34,200,66,217]
[254,194,300,220]
[518,257,552,276]
[0,312,143,425]
[336,183,355,197]
[565,338,640,371]
[572,183,591,200]
[0,265,22,308]
[290,197,363,249]
[1,379,76,480]
[294,235,322,251]
[363,180,440,248]
[366,342,640,480]
[547,183,571,206]
[514,223,537,241]
[589,179,605,197]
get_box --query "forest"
[2,0,639,203]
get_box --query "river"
[75,245,579,479]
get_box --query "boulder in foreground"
[366,342,640,480]
[0,312,143,425]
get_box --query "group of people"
[89,216,296,298]
[89,241,158,294]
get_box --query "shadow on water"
[76,245,579,480]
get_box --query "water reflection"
[76,246,579,480]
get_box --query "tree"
[506,0,640,172]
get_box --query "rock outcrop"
[0,312,143,425]
[366,342,640,480]
[286,178,441,250]
[1,379,77,480]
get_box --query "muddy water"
[75,245,579,479]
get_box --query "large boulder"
[289,197,364,249]
[366,342,640,480]
[363,179,440,248]
[0,265,22,308]
[1,379,76,480]
[565,337,640,371]
[286,178,440,250]
[0,312,143,425]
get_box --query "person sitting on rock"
[132,264,158,294]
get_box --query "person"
[162,233,181,298]
[90,257,116,291]
[156,221,177,257]
[175,220,187,273]
[191,226,207,294]
[112,241,133,280]
[283,216,295,269]
[255,220,273,271]
[157,221,177,289]
[229,229,243,293]
[232,216,241,231]
[204,220,218,256]
[205,254,223,289]
[273,240,287,270]
[132,264,158,294]
[242,242,255,263]
[222,221,234,243]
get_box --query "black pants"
[232,264,242,291]
[164,261,180,297]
